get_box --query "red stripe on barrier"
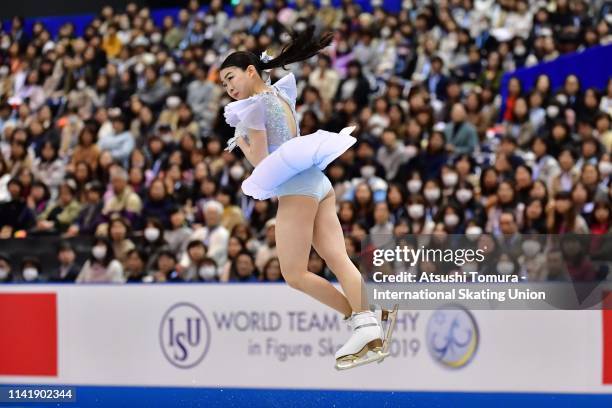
[0,293,57,376]
[603,291,612,384]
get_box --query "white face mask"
[171,72,182,83]
[424,188,441,202]
[144,227,160,242]
[521,240,541,257]
[465,226,483,241]
[163,61,176,72]
[230,165,245,180]
[204,51,217,66]
[407,179,422,194]
[497,261,515,275]
[599,161,612,177]
[199,265,217,280]
[442,172,458,187]
[77,79,86,90]
[0,267,9,280]
[404,145,418,159]
[546,105,559,118]
[408,204,424,219]
[23,267,38,281]
[92,245,107,260]
[556,94,568,106]
[456,188,473,203]
[161,133,173,143]
[166,96,180,108]
[444,213,460,227]
[134,63,145,74]
[360,165,376,179]
[151,32,162,44]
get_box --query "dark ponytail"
[220,24,334,75]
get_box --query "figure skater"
[219,25,397,370]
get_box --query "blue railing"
[500,43,612,117]
[2,1,404,38]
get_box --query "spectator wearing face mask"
[518,237,548,281]
[76,238,124,283]
[451,181,487,227]
[179,239,209,281]
[0,253,14,282]
[495,252,521,280]
[49,241,80,282]
[140,217,168,271]
[438,204,465,234]
[422,179,444,221]
[19,256,43,283]
[193,256,219,282]
[405,195,435,234]
[440,165,459,196]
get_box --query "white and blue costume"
[223,73,356,201]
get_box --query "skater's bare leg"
[276,195,353,317]
[312,189,368,314]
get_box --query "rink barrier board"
[1,284,612,396]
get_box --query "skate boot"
[334,305,399,370]
[334,310,384,370]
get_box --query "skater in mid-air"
[218,25,397,370]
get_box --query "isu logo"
[159,302,211,369]
[426,304,479,369]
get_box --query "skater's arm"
[237,129,269,167]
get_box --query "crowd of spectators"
[0,0,611,284]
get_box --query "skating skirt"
[241,126,357,200]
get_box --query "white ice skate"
[334,304,399,370]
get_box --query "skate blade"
[335,350,389,370]
[335,339,384,371]
[377,304,399,364]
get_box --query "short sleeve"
[223,97,267,131]
[272,73,297,104]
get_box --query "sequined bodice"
[235,88,300,154]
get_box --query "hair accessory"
[259,50,274,85]
[260,50,274,64]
